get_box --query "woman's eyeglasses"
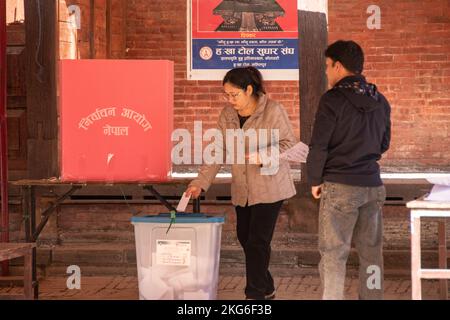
[222,91,242,101]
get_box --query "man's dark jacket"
[306,75,391,187]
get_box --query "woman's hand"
[185,185,202,199]
[245,152,262,165]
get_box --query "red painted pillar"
[0,0,10,275]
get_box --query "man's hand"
[311,185,323,199]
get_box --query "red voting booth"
[60,60,174,182]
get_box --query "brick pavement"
[0,274,444,300]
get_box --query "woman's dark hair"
[222,66,266,97]
[325,40,365,74]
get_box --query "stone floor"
[0,274,445,300]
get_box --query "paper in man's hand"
[176,192,191,212]
[425,185,450,201]
[425,176,450,201]
[280,142,309,163]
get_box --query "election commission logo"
[199,46,213,60]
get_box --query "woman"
[185,67,297,300]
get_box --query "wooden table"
[407,197,450,300]
[0,243,36,300]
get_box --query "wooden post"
[122,0,128,58]
[24,0,58,179]
[298,10,328,190]
[0,0,9,276]
[23,247,33,300]
[288,10,328,233]
[106,0,112,59]
[90,0,96,58]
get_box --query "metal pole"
[0,0,10,276]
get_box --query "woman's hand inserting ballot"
[245,152,262,165]
[185,185,202,199]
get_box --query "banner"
[188,0,299,80]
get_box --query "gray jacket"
[189,94,297,207]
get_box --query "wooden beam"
[24,0,58,179]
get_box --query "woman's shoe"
[265,290,276,300]
[245,290,276,300]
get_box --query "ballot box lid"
[131,213,225,224]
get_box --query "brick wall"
[5,193,450,276]
[110,0,127,58]
[4,0,449,278]
[14,0,450,172]
[328,0,450,170]
[6,0,24,23]
[125,0,300,139]
[125,0,450,170]
[55,0,450,170]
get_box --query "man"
[306,40,391,300]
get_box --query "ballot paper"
[176,192,191,212]
[279,141,309,163]
[426,176,450,186]
[425,176,450,201]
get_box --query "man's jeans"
[319,181,386,300]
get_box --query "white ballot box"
[131,213,225,300]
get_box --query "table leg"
[30,186,38,299]
[193,198,200,213]
[23,186,31,242]
[438,220,448,300]
[411,212,422,300]
[31,246,38,299]
[30,187,36,240]
[23,247,33,300]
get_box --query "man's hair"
[325,40,365,74]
